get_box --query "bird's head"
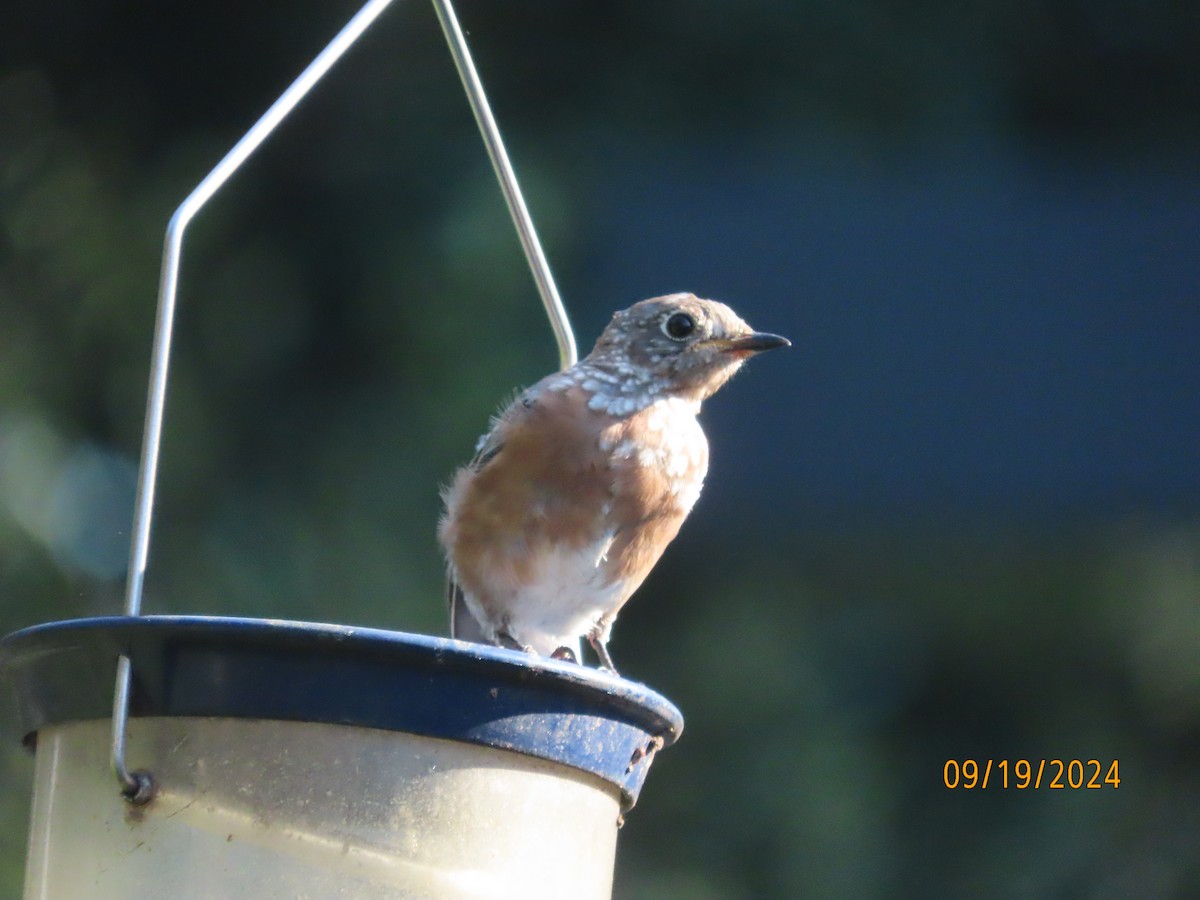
[588,293,790,402]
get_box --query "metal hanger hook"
[112,0,576,799]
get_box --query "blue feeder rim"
[0,616,683,808]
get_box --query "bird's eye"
[662,312,696,341]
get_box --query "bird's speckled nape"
[545,292,763,416]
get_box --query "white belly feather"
[463,534,625,656]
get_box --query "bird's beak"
[719,332,791,354]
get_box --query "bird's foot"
[587,634,619,675]
[550,646,579,664]
[496,629,534,655]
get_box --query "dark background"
[2,0,1198,895]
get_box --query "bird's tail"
[447,579,489,643]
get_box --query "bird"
[438,292,789,674]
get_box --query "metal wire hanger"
[111,0,577,803]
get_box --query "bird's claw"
[550,646,579,664]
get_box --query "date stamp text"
[943,759,1120,790]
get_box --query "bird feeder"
[2,617,680,898]
[0,1,682,896]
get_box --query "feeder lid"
[0,616,683,808]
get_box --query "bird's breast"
[600,396,709,518]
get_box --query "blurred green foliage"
[2,0,1198,896]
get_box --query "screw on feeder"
[110,0,576,800]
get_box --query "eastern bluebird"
[439,292,789,673]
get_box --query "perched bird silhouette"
[439,292,789,673]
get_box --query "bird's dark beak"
[723,332,791,354]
